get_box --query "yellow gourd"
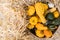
[29,16,38,25]
[35,23,48,30]
[27,24,34,29]
[44,30,52,38]
[27,6,35,16]
[53,11,59,18]
[35,2,47,24]
[35,30,44,37]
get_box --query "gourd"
[48,24,56,31]
[46,12,54,20]
[35,2,47,24]
[27,6,35,16]
[44,30,52,38]
[29,16,38,25]
[35,30,44,37]
[52,17,60,25]
[53,11,59,18]
[35,23,48,30]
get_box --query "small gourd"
[29,16,38,25]
[52,17,60,25]
[35,23,48,30]
[27,6,35,16]
[46,12,54,20]
[48,24,56,31]
[53,11,59,18]
[35,30,44,37]
[44,30,52,38]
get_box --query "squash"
[35,23,48,30]
[29,16,38,25]
[53,11,59,18]
[35,2,47,23]
[27,24,34,29]
[48,24,55,28]
[27,6,35,16]
[52,17,60,25]
[48,24,56,31]
[46,12,54,20]
[44,30,52,38]
[35,30,44,37]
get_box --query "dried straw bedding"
[0,0,60,40]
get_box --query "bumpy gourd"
[35,30,44,37]
[53,11,59,18]
[35,23,48,30]
[29,16,38,25]
[44,30,52,38]
[27,6,35,16]
[35,2,47,24]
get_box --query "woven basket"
[19,0,60,40]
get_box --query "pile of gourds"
[26,2,60,38]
